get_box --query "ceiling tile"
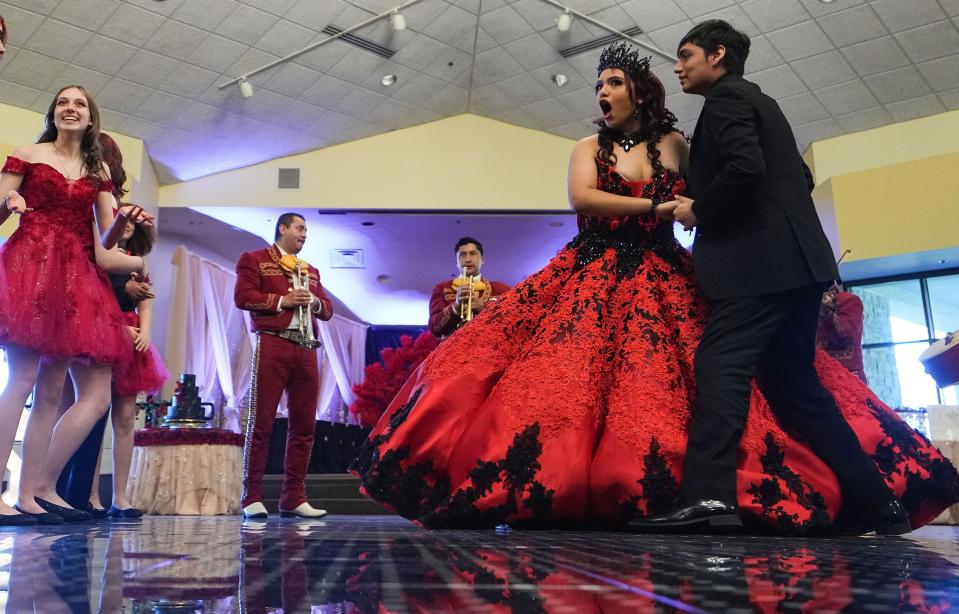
[283,0,349,31]
[471,27,499,53]
[262,61,322,98]
[227,47,281,80]
[117,115,167,143]
[799,0,865,18]
[870,0,946,32]
[54,64,112,95]
[884,93,945,122]
[471,46,526,87]
[672,0,736,18]
[790,50,857,89]
[363,97,417,126]
[834,106,893,133]
[53,0,122,32]
[521,97,577,130]
[941,0,959,17]
[24,18,94,62]
[0,79,43,109]
[0,49,65,90]
[490,105,536,129]
[133,89,192,123]
[557,85,602,118]
[116,49,180,88]
[72,34,138,74]
[102,3,167,46]
[171,0,238,31]
[741,0,811,32]
[333,86,388,121]
[778,92,830,125]
[840,36,910,77]
[894,21,959,64]
[419,83,469,115]
[170,101,220,132]
[157,62,221,98]
[124,0,185,17]
[494,72,552,106]
[144,19,209,62]
[215,4,279,45]
[98,108,127,132]
[792,118,843,149]
[327,49,388,86]
[420,46,473,84]
[766,20,834,61]
[748,64,808,98]
[243,0,298,17]
[744,35,785,73]
[548,120,593,141]
[503,33,563,72]
[698,5,760,37]
[479,5,535,45]
[290,38,352,73]
[816,4,888,47]
[392,34,456,71]
[529,60,592,94]
[468,83,516,115]
[863,66,932,104]
[254,19,316,57]
[814,79,879,115]
[664,91,704,123]
[510,0,562,30]
[422,4,477,48]
[1,0,58,14]
[917,55,959,92]
[186,34,248,73]
[359,60,419,91]
[647,20,697,54]
[97,77,153,114]
[0,4,46,42]
[939,87,959,110]
[272,99,324,131]
[621,0,687,32]
[390,72,449,106]
[300,73,353,109]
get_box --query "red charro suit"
[235,245,333,509]
[428,277,511,337]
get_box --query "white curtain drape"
[165,246,367,428]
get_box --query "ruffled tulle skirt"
[113,312,169,396]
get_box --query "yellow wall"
[160,114,575,211]
[827,150,959,261]
[0,101,158,239]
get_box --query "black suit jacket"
[687,73,838,299]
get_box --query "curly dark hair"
[596,69,680,174]
[36,85,105,181]
[98,133,127,201]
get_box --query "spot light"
[557,10,572,32]
[552,73,568,86]
[381,74,397,86]
[239,77,253,98]
[391,10,406,31]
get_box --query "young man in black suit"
[629,20,909,535]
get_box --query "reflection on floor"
[0,515,957,612]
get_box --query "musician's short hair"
[275,212,304,240]
[455,236,484,256]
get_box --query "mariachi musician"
[234,212,333,520]
[428,236,510,338]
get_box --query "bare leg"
[31,361,112,509]
[110,394,137,509]
[16,358,70,514]
[0,344,41,515]
[89,436,105,509]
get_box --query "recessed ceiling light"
[938,259,947,264]
[381,74,397,86]
[552,73,569,86]
[376,274,393,284]
[361,221,374,226]
[819,0,836,3]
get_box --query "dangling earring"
[632,104,642,119]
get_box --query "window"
[848,270,959,415]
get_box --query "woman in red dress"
[0,85,146,524]
[351,44,959,534]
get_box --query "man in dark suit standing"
[630,20,908,535]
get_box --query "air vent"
[322,25,396,59]
[277,167,300,190]
[330,249,365,268]
[559,26,644,58]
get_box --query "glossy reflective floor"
[0,515,957,613]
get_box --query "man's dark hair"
[275,212,304,240]
[678,20,751,76]
[454,236,483,256]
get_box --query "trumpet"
[293,261,320,350]
[460,266,475,322]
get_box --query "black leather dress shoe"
[81,502,109,520]
[108,506,144,519]
[842,500,912,536]
[0,511,37,526]
[628,499,743,534]
[35,497,91,523]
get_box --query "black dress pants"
[680,284,891,509]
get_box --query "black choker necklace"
[613,130,645,152]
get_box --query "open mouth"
[598,100,611,116]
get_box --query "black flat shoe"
[628,499,743,534]
[0,511,37,526]
[35,497,91,523]
[80,502,109,520]
[14,505,63,525]
[840,500,912,536]
[108,506,144,519]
